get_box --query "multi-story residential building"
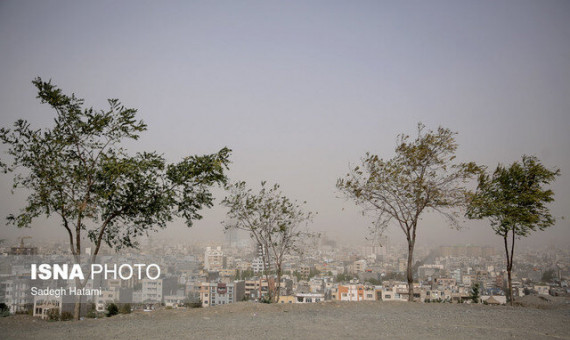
[398,258,407,273]
[252,257,267,273]
[462,274,477,286]
[451,269,462,283]
[363,286,381,301]
[219,268,236,278]
[4,278,34,313]
[352,260,367,273]
[338,284,365,301]
[309,278,325,293]
[200,281,245,307]
[204,246,225,271]
[251,244,270,273]
[244,277,276,300]
[300,265,311,278]
[382,283,410,301]
[133,278,162,303]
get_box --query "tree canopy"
[466,155,559,305]
[0,78,231,256]
[337,123,479,301]
[222,181,314,302]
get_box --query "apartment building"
[338,284,365,301]
[200,281,245,307]
[132,278,163,303]
[204,246,225,271]
[4,278,33,313]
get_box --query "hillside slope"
[2,301,569,339]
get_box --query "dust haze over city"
[0,0,569,253]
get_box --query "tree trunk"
[507,268,513,306]
[73,259,83,320]
[74,295,82,320]
[407,240,415,302]
[502,232,516,306]
[275,264,282,303]
[262,247,273,302]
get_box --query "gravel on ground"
[1,300,569,340]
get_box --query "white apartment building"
[295,293,324,303]
[204,246,225,271]
[4,279,33,313]
[133,279,163,303]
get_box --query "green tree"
[106,303,119,317]
[0,78,231,319]
[469,283,480,303]
[222,181,314,303]
[334,272,355,283]
[466,155,559,306]
[337,124,479,301]
[0,302,9,317]
[541,269,556,283]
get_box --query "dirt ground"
[1,300,569,340]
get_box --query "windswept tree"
[466,155,559,305]
[0,78,231,319]
[222,181,314,303]
[337,123,479,301]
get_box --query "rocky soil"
[1,299,569,339]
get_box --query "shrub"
[86,309,98,318]
[47,308,60,321]
[119,303,131,314]
[60,311,73,321]
[186,301,202,308]
[106,303,119,317]
[0,303,10,317]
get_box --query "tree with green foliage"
[541,269,556,283]
[235,269,255,281]
[308,267,321,279]
[466,155,559,306]
[0,78,231,319]
[222,181,314,303]
[469,283,480,303]
[334,272,355,283]
[337,123,479,301]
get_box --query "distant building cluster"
[0,237,569,318]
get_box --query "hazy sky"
[0,0,569,250]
